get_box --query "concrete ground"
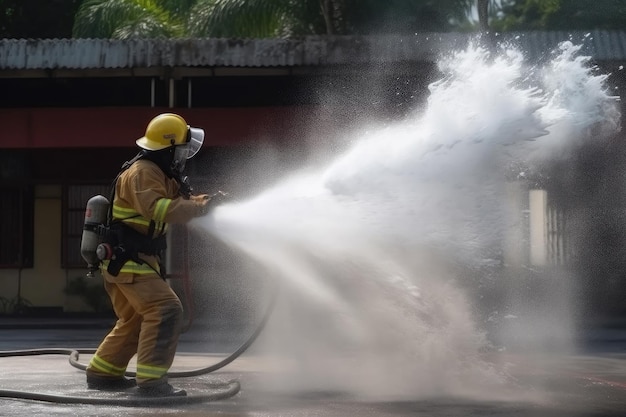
[1,321,626,416]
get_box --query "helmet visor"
[175,126,204,162]
[187,126,205,159]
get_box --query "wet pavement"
[1,321,626,416]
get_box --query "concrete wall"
[20,185,65,307]
[503,181,528,269]
[0,185,81,313]
[529,189,548,267]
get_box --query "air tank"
[80,195,110,277]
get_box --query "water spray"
[0,37,621,406]
[198,39,620,400]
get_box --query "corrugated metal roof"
[0,30,624,71]
[496,30,626,61]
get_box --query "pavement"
[0,316,116,330]
[0,317,626,416]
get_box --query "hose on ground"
[0,381,240,406]
[0,283,278,406]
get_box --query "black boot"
[87,374,136,391]
[136,382,187,397]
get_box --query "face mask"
[172,126,205,174]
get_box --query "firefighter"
[85,113,225,397]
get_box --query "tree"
[477,0,489,31]
[0,0,81,38]
[336,0,476,35]
[491,0,626,31]
[185,0,299,38]
[73,0,481,39]
[185,0,477,38]
[73,0,190,38]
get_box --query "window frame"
[0,186,34,268]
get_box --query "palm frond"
[189,0,295,38]
[73,0,181,38]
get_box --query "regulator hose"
[0,283,278,406]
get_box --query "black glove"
[207,191,229,208]
[198,191,229,216]
[178,176,193,199]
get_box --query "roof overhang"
[1,31,624,79]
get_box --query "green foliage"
[342,0,475,34]
[492,0,626,31]
[543,0,626,30]
[72,0,481,39]
[0,296,32,315]
[73,0,186,38]
[0,0,82,38]
[187,0,291,38]
[64,276,112,313]
[2,1,623,42]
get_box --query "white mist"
[193,40,620,401]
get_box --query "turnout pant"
[86,272,183,387]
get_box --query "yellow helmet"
[136,113,205,160]
[136,113,189,150]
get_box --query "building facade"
[0,32,624,316]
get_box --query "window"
[0,187,34,268]
[63,184,111,268]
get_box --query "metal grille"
[546,200,569,266]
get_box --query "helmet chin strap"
[172,145,188,174]
[171,145,193,198]
[171,158,186,175]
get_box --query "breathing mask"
[173,126,205,173]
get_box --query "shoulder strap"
[107,151,145,226]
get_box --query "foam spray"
[193,39,621,401]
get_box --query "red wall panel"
[0,106,315,149]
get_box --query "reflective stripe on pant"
[86,272,183,387]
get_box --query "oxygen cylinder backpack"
[80,194,111,277]
[79,155,132,277]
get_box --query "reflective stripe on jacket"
[112,198,171,237]
[102,158,206,280]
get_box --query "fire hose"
[0,224,279,407]
[0,280,276,406]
